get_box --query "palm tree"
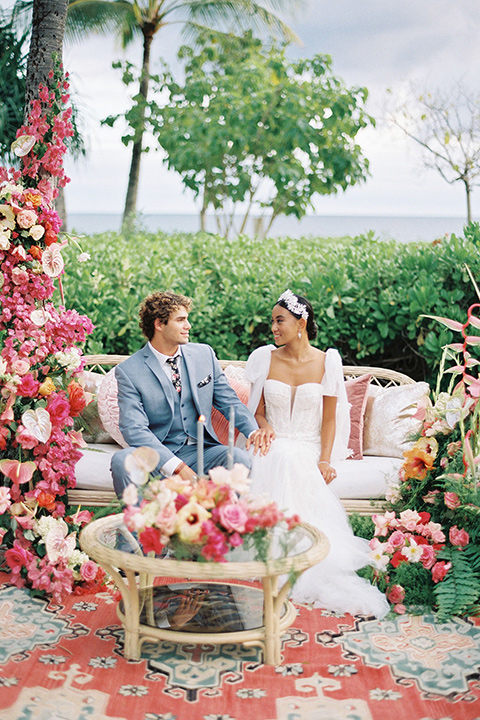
[25,0,69,111]
[65,0,302,225]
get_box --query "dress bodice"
[264,380,324,445]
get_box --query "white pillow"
[363,382,430,458]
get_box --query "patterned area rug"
[1,572,480,720]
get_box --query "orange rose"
[37,490,57,511]
[29,245,42,260]
[24,192,42,207]
[67,380,87,416]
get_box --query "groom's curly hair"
[139,291,192,340]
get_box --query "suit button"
[183,417,187,421]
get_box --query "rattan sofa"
[69,354,421,515]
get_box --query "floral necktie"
[166,355,182,394]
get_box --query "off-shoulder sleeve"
[244,345,275,414]
[323,348,351,461]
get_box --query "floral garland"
[369,301,480,618]
[0,64,104,601]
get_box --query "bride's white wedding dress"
[245,346,389,618]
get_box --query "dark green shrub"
[63,225,480,380]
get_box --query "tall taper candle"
[197,415,205,477]
[227,406,235,470]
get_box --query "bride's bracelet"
[318,461,333,468]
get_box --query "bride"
[245,290,389,618]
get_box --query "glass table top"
[98,519,314,563]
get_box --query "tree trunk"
[25,0,68,115]
[465,180,472,224]
[122,30,153,227]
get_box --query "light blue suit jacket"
[115,343,258,469]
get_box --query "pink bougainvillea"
[0,65,102,601]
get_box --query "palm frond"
[167,0,301,44]
[66,0,139,45]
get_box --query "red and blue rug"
[1,572,480,719]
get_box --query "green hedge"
[63,223,480,381]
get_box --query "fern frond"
[434,548,480,620]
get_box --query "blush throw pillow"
[97,368,128,448]
[363,382,430,458]
[344,374,371,460]
[211,365,251,444]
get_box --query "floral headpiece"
[277,289,309,320]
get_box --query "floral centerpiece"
[122,448,301,563]
[369,299,480,618]
[0,63,103,600]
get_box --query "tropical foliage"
[0,9,28,165]
[63,223,480,381]
[368,300,480,618]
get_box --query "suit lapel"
[142,345,175,413]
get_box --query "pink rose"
[17,373,40,398]
[11,267,29,285]
[4,540,34,573]
[80,560,98,582]
[432,560,452,583]
[444,492,460,510]
[399,509,421,531]
[393,603,406,614]
[219,503,248,533]
[387,530,406,550]
[387,584,405,604]
[229,532,244,547]
[449,525,470,547]
[420,544,436,570]
[17,209,37,228]
[16,425,39,450]
[12,359,30,376]
[47,392,71,426]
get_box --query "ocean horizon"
[67,212,473,244]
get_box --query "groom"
[111,291,264,497]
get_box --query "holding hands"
[246,426,276,456]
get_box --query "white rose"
[29,224,45,241]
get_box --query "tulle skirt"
[249,437,389,618]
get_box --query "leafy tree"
[143,32,373,237]
[0,10,29,165]
[386,83,480,223]
[66,0,302,226]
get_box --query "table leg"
[262,576,281,665]
[108,566,141,661]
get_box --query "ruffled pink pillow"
[345,374,371,460]
[211,377,250,444]
[97,369,128,447]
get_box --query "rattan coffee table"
[80,514,329,665]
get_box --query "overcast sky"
[4,0,480,218]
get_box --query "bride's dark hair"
[276,291,318,341]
